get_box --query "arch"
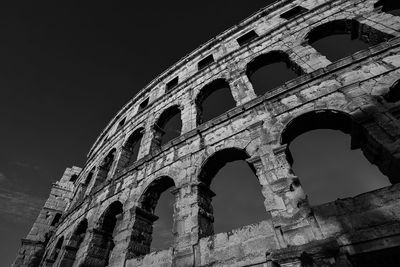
[199,147,253,186]
[152,105,182,150]
[139,176,175,214]
[281,110,353,145]
[197,147,265,237]
[59,219,88,266]
[127,176,176,259]
[93,148,117,189]
[279,109,394,204]
[384,79,400,103]
[120,127,145,168]
[305,19,393,61]
[98,201,123,233]
[280,110,356,166]
[246,51,304,95]
[82,201,123,266]
[195,79,236,124]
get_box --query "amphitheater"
[12,0,400,266]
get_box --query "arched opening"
[198,148,267,237]
[306,19,393,62]
[375,0,400,16]
[195,79,236,124]
[93,148,116,188]
[46,236,64,264]
[83,201,123,266]
[117,117,126,130]
[152,105,182,150]
[281,110,391,206]
[119,128,144,168]
[59,219,88,266]
[69,174,78,183]
[246,51,304,96]
[127,177,176,258]
[384,80,400,103]
[51,213,62,226]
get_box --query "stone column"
[229,71,257,105]
[171,182,215,266]
[58,241,79,267]
[260,144,323,246]
[351,107,400,184]
[125,207,158,260]
[150,127,165,153]
[181,97,196,133]
[79,228,114,267]
[107,213,132,266]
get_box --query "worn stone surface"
[13,0,400,266]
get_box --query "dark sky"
[0,1,392,266]
[0,1,273,265]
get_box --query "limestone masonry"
[13,0,400,266]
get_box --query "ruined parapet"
[13,0,400,266]
[13,166,81,267]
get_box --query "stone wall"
[13,0,400,266]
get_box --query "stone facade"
[13,0,400,266]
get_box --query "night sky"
[0,1,392,266]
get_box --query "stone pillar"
[138,114,156,159]
[58,242,79,267]
[229,71,257,105]
[171,182,215,266]
[259,145,323,246]
[107,213,131,266]
[125,207,158,260]
[271,145,310,214]
[181,97,196,134]
[79,228,115,267]
[247,156,285,215]
[188,99,199,129]
[70,229,92,267]
[150,127,165,153]
[351,107,400,184]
